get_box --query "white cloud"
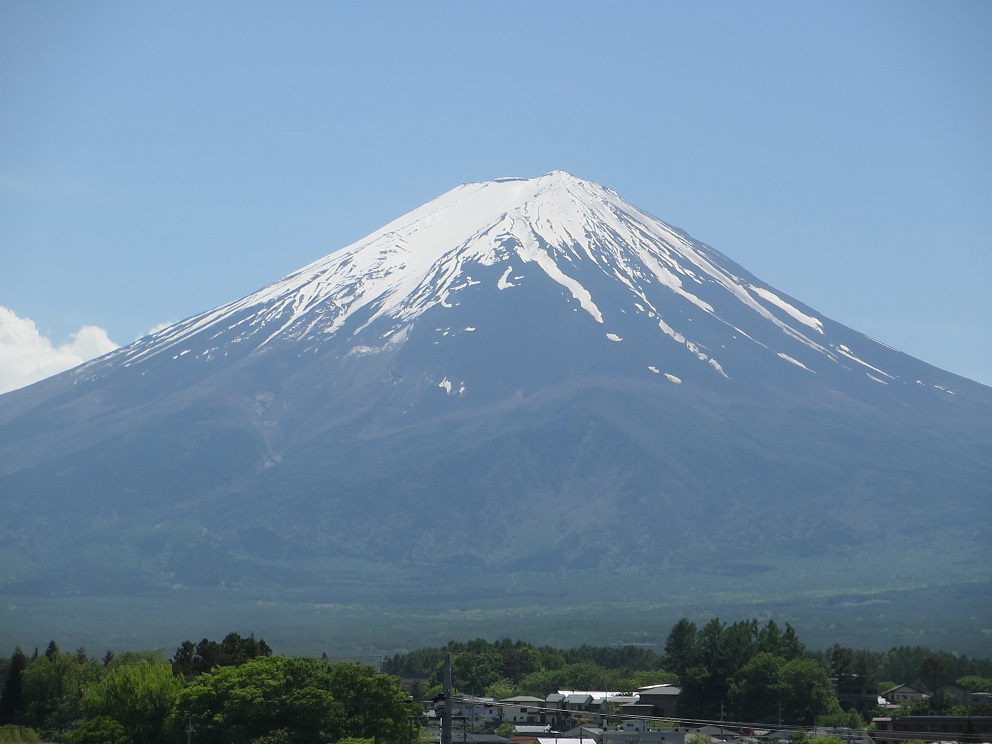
[0,306,119,395]
[144,321,176,338]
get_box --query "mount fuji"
[1,171,990,651]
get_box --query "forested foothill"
[0,622,990,743]
[0,633,418,744]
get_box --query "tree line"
[2,622,991,743]
[0,634,418,744]
[384,619,992,725]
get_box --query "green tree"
[80,659,183,744]
[495,640,543,683]
[19,649,101,735]
[173,656,340,743]
[757,621,783,656]
[729,652,785,722]
[495,722,515,739]
[816,709,868,729]
[780,658,840,725]
[664,619,699,680]
[921,654,947,693]
[0,725,41,744]
[485,679,516,701]
[0,725,41,743]
[780,624,804,660]
[0,649,28,724]
[450,649,503,694]
[829,645,854,683]
[958,675,992,692]
[685,618,758,718]
[812,736,846,744]
[518,668,565,697]
[68,716,127,744]
[172,657,418,744]
[323,661,421,744]
[172,633,272,678]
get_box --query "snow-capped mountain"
[1,172,989,648]
[77,170,967,405]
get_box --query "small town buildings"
[543,691,649,731]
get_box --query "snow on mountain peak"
[100,171,949,393]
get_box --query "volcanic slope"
[1,171,989,634]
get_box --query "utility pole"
[442,652,453,744]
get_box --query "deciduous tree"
[80,659,182,744]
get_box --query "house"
[637,684,682,718]
[935,682,971,705]
[565,693,595,713]
[450,694,503,727]
[934,682,992,707]
[547,691,639,730]
[502,696,548,725]
[879,684,928,708]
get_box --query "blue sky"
[2,0,991,391]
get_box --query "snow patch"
[749,286,824,333]
[497,266,517,289]
[708,358,728,378]
[510,216,604,323]
[347,325,411,356]
[777,352,813,371]
[438,377,465,396]
[835,344,894,379]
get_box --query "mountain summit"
[1,172,989,649]
[77,170,973,403]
